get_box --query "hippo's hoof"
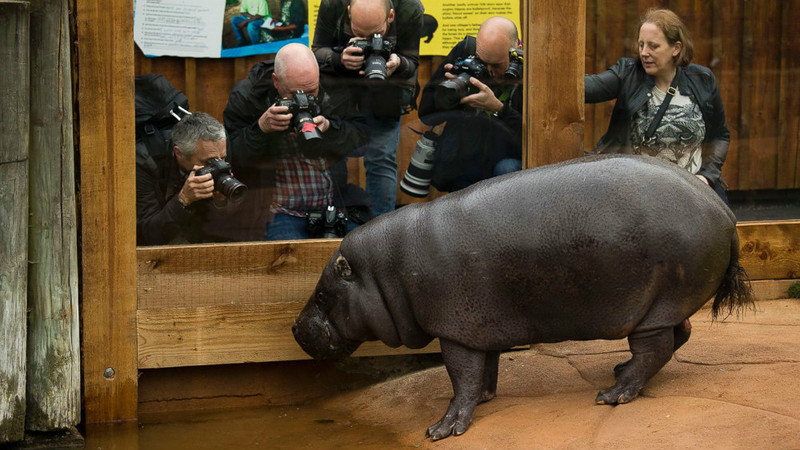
[426,412,472,440]
[595,386,640,405]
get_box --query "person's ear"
[272,72,281,95]
[672,41,682,58]
[387,9,395,24]
[347,5,351,19]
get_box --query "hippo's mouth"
[292,308,361,360]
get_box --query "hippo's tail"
[711,230,756,320]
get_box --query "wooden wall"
[584,0,800,190]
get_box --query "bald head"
[476,17,520,82]
[273,43,320,98]
[349,0,394,37]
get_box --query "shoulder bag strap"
[643,75,679,144]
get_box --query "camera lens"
[217,174,247,203]
[364,54,388,80]
[434,73,472,110]
[399,132,437,197]
[295,113,322,140]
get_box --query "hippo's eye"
[316,291,329,308]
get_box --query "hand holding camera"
[178,166,214,206]
[275,90,324,140]
[192,158,248,204]
[348,34,394,80]
[258,103,292,133]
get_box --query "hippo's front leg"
[426,339,486,440]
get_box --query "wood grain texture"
[778,0,800,188]
[77,0,139,424]
[25,0,80,431]
[136,220,798,369]
[0,1,29,442]
[137,303,440,368]
[528,0,586,168]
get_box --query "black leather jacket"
[585,57,730,187]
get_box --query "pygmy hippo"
[292,154,754,440]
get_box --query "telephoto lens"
[434,73,472,110]
[399,131,438,197]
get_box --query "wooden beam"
[526,0,586,168]
[136,220,798,369]
[76,0,138,424]
[0,0,29,442]
[737,220,800,280]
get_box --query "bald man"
[418,16,525,193]
[223,43,370,240]
[313,0,424,218]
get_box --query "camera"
[351,34,394,80]
[276,90,322,140]
[504,48,524,80]
[399,131,438,197]
[434,56,489,110]
[306,205,348,238]
[194,157,247,203]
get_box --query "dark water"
[83,405,411,450]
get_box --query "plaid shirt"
[271,153,333,217]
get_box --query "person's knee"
[493,158,522,176]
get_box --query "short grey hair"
[172,111,226,157]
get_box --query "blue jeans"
[265,213,359,241]
[493,158,522,176]
[231,15,264,46]
[357,95,401,217]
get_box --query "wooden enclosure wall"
[584,0,800,190]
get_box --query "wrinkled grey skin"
[293,154,753,440]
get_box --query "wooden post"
[25,0,80,431]
[526,0,586,168]
[0,0,30,444]
[76,0,139,423]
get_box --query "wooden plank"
[778,0,800,189]
[528,0,585,168]
[751,279,800,301]
[137,303,440,368]
[76,0,138,424]
[714,0,742,189]
[741,2,780,189]
[0,3,29,441]
[136,219,799,369]
[26,0,80,431]
[137,240,341,309]
[737,220,800,280]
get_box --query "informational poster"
[135,0,519,58]
[418,1,520,56]
[134,0,310,58]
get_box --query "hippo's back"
[344,155,736,348]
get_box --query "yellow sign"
[307,0,521,56]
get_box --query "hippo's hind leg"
[597,327,673,405]
[613,319,691,378]
[481,351,500,403]
[426,339,486,440]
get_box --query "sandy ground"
[321,298,800,449]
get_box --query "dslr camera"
[194,157,247,203]
[306,206,348,238]
[351,34,394,80]
[276,90,322,140]
[434,56,489,110]
[504,47,524,80]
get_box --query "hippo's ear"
[334,255,353,278]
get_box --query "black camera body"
[351,34,394,80]
[434,56,489,110]
[504,47,524,80]
[306,205,348,238]
[276,90,323,140]
[194,157,247,203]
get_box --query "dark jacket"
[312,0,423,117]
[135,143,220,245]
[585,57,730,187]
[418,36,523,192]
[223,60,369,230]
